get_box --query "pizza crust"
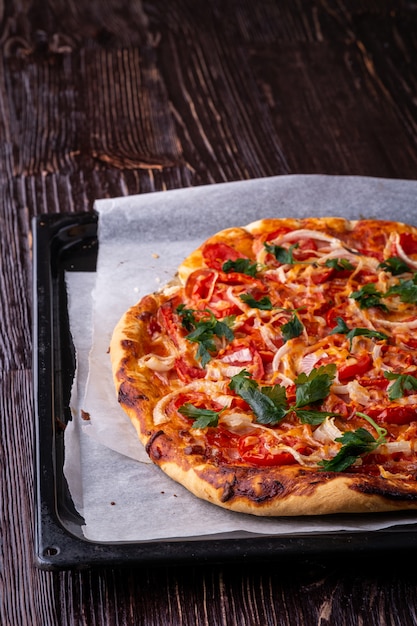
[157,460,417,516]
[110,217,417,516]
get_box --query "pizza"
[110,216,417,516]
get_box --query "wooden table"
[2,1,417,624]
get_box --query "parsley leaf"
[222,258,258,277]
[329,316,350,335]
[230,366,337,427]
[320,412,387,472]
[229,370,287,425]
[330,316,388,349]
[176,304,197,331]
[239,293,273,310]
[177,307,235,367]
[281,313,304,342]
[261,384,289,407]
[320,428,378,472]
[385,276,417,304]
[264,242,299,264]
[294,364,336,408]
[324,258,354,272]
[378,257,411,275]
[384,371,417,400]
[295,410,340,425]
[178,403,221,429]
[350,284,389,312]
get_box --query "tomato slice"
[398,232,417,255]
[168,392,222,422]
[338,353,372,381]
[205,426,242,464]
[220,342,265,379]
[264,226,293,242]
[185,269,218,301]
[252,226,292,255]
[158,302,182,344]
[202,242,246,270]
[352,221,390,260]
[358,376,389,390]
[174,357,205,382]
[371,405,417,425]
[311,268,334,284]
[292,237,318,261]
[238,433,297,466]
[325,306,346,329]
[401,337,417,349]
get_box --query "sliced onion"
[205,362,246,381]
[218,365,247,378]
[258,323,280,352]
[215,394,234,408]
[263,266,289,283]
[274,372,297,388]
[346,380,370,405]
[220,413,254,431]
[273,229,342,246]
[371,343,383,367]
[319,247,379,268]
[396,393,417,406]
[393,232,417,269]
[313,417,343,444]
[152,380,227,425]
[272,341,292,372]
[225,286,247,313]
[377,441,414,455]
[374,317,417,329]
[221,347,252,364]
[138,354,176,372]
[299,352,328,375]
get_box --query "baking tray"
[32,211,417,570]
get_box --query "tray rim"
[32,210,417,571]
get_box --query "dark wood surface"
[2,1,417,624]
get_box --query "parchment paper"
[64,174,417,542]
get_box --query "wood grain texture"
[2,1,417,624]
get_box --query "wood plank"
[2,1,417,624]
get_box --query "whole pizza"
[110,217,417,516]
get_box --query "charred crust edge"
[118,382,149,407]
[145,430,165,455]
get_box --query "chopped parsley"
[177,306,235,367]
[239,293,273,310]
[294,364,336,409]
[378,256,411,275]
[385,275,417,304]
[229,370,287,425]
[330,316,388,349]
[264,242,299,264]
[177,304,198,331]
[222,258,258,277]
[349,283,389,311]
[281,313,304,342]
[178,404,221,429]
[229,365,337,426]
[384,371,417,400]
[323,258,354,272]
[320,413,387,472]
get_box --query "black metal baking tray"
[33,211,417,571]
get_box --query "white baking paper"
[64,174,417,542]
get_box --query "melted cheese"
[144,220,417,471]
